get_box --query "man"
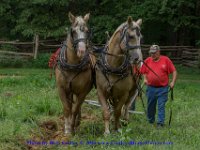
[140,45,177,127]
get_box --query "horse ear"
[127,16,133,25]
[68,12,75,23]
[84,13,90,22]
[136,19,142,26]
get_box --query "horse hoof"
[64,130,74,136]
[114,128,122,133]
[104,131,110,136]
[120,119,129,126]
[74,127,80,134]
[64,131,69,134]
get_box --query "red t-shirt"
[140,56,176,87]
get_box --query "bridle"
[69,26,92,53]
[119,24,142,52]
[57,25,92,71]
[100,24,143,69]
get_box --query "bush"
[0,44,19,51]
[0,53,51,68]
[0,59,24,68]
[28,53,51,68]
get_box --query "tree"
[0,0,199,46]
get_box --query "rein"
[92,43,126,58]
[168,88,173,126]
[140,60,160,80]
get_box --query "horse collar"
[57,41,90,71]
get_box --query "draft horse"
[55,12,94,135]
[95,16,143,135]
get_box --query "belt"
[148,85,167,88]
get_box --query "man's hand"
[169,81,175,89]
[170,71,177,89]
[143,75,148,85]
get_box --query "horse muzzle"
[77,42,86,58]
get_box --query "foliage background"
[0,0,199,46]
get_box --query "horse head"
[119,16,143,66]
[68,12,90,58]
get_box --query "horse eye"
[72,29,76,34]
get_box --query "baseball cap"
[149,45,160,53]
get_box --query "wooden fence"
[141,45,200,68]
[0,39,199,68]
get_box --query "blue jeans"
[146,85,168,124]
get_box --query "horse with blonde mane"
[95,16,143,135]
[55,12,94,135]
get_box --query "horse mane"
[108,21,140,45]
[108,23,126,45]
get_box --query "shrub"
[0,58,24,68]
[0,53,51,68]
[0,44,19,51]
[28,53,51,68]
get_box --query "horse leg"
[123,103,130,121]
[114,94,129,131]
[75,107,81,128]
[98,90,110,135]
[122,85,137,123]
[121,98,132,126]
[57,86,72,135]
[71,94,86,133]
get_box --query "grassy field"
[0,65,200,150]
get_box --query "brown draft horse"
[95,16,143,135]
[55,12,94,135]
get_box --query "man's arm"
[143,74,148,85]
[169,70,177,89]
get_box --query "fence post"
[33,34,39,59]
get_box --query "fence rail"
[141,45,200,67]
[0,39,199,68]
[0,50,33,62]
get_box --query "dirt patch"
[81,113,98,121]
[3,91,14,97]
[26,117,68,149]
[22,113,98,149]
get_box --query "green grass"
[0,65,200,150]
